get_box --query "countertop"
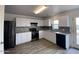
[45,30,70,35]
[16,29,71,35]
[54,32,70,35]
[16,29,50,33]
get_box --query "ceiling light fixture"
[34,5,47,14]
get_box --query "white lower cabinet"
[16,31,56,45]
[0,44,4,54]
[16,32,31,45]
[39,31,44,39]
[43,31,56,44]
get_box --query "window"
[76,17,79,44]
[53,20,59,29]
[76,18,79,33]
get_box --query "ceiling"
[5,5,79,18]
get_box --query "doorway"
[72,17,79,49]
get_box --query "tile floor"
[5,39,79,54]
[5,39,66,54]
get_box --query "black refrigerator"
[4,21,16,49]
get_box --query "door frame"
[72,17,79,49]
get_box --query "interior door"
[73,17,79,49]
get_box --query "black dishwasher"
[56,33,66,49]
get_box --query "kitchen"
[1,5,79,54]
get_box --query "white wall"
[5,13,43,21]
[0,5,4,54]
[50,8,79,18]
[0,5,4,43]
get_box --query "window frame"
[52,20,59,30]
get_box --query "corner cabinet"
[56,33,70,49]
[59,16,70,26]
[44,31,56,44]
[39,31,44,39]
[16,32,31,45]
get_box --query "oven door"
[32,31,39,41]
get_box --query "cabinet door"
[43,19,52,26]
[39,31,44,39]
[16,32,31,45]
[44,31,56,44]
[21,32,31,43]
[16,33,22,45]
[16,18,30,27]
[59,16,69,26]
[0,44,4,54]
[50,32,56,43]
[38,20,43,26]
[45,31,53,42]
[43,20,49,26]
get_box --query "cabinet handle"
[0,42,4,44]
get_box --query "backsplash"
[16,26,52,33]
[52,26,70,33]
[38,26,52,30]
[59,27,70,33]
[16,27,30,33]
[16,26,70,33]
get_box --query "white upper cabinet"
[29,19,44,26]
[16,18,31,27]
[43,20,51,26]
[30,19,38,23]
[48,19,52,26]
[16,18,44,27]
[59,16,70,26]
[38,20,43,26]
